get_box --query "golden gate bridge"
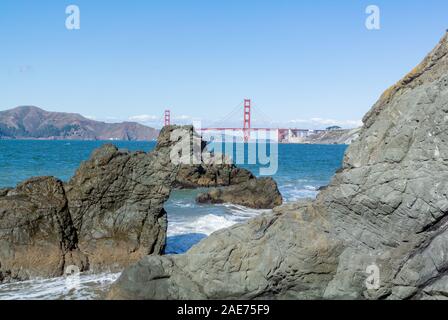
[163,99,327,143]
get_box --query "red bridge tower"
[164,110,171,127]
[243,99,251,142]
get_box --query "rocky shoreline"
[3,32,448,300]
[107,33,448,300]
[0,126,281,283]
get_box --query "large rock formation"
[108,32,448,300]
[196,178,283,209]
[0,143,174,281]
[0,177,88,282]
[64,144,174,270]
[0,125,262,282]
[161,128,255,188]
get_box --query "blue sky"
[1,0,447,129]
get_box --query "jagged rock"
[0,188,11,197]
[196,178,283,209]
[156,124,255,189]
[64,144,174,271]
[108,32,448,300]
[64,126,256,272]
[0,177,88,282]
[174,164,254,188]
[108,203,343,300]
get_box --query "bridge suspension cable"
[251,102,276,128]
[205,100,244,128]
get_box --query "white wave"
[168,203,270,237]
[280,186,318,202]
[0,272,120,300]
[221,203,271,217]
[169,214,236,236]
[170,200,195,208]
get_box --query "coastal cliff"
[108,32,448,300]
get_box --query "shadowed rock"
[0,177,88,282]
[64,144,174,271]
[175,164,255,188]
[108,32,448,300]
[196,177,283,209]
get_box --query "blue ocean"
[0,140,347,299]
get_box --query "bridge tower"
[243,99,251,142]
[164,110,171,127]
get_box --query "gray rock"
[0,177,88,282]
[0,188,11,197]
[156,125,255,189]
[196,177,283,209]
[109,207,343,299]
[64,143,174,271]
[108,32,448,300]
[174,164,254,189]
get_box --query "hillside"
[0,106,158,141]
[297,128,361,145]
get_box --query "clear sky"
[1,0,447,129]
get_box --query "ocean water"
[0,140,347,299]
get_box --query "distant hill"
[287,128,361,145]
[0,106,159,141]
